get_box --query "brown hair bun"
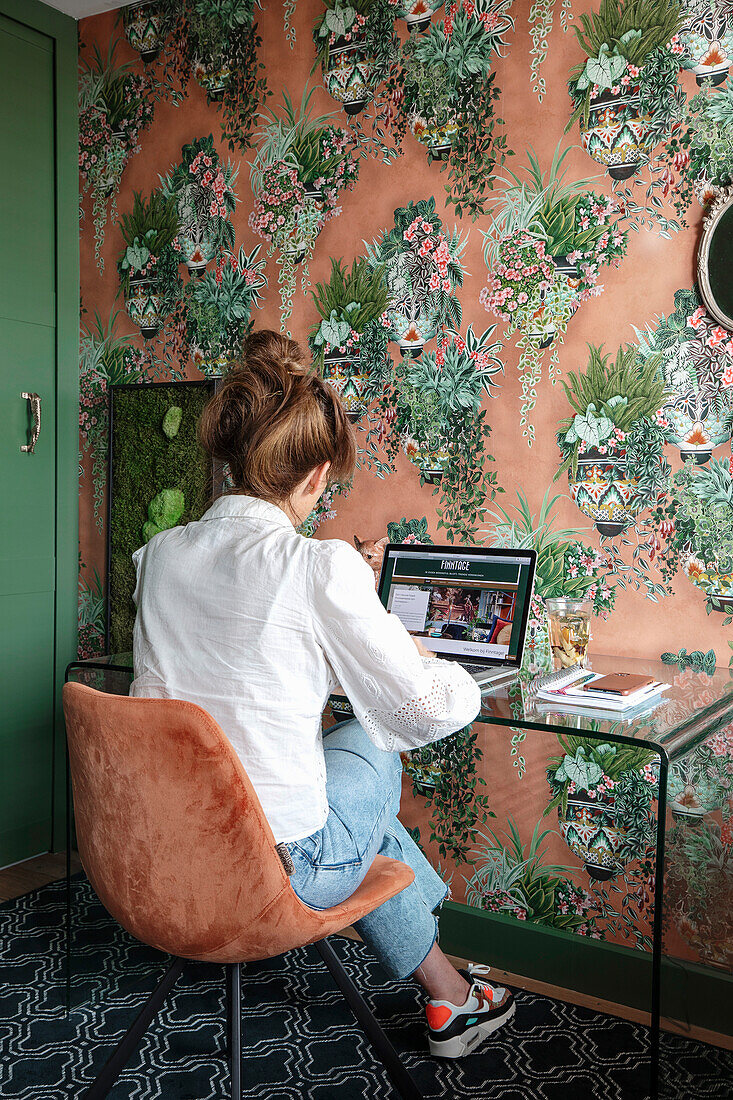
[198,329,356,502]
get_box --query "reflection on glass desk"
[64,652,733,1096]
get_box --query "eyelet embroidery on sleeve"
[359,664,479,753]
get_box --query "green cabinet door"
[0,15,56,866]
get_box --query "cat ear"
[375,536,389,549]
[353,535,362,550]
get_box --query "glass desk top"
[68,651,733,764]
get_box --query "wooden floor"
[0,850,81,904]
[2,854,730,1052]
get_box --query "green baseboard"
[437,900,732,1037]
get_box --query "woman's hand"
[412,635,436,659]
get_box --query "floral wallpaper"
[79,1,732,985]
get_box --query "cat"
[353,535,389,584]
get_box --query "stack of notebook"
[532,666,669,712]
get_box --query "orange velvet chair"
[62,682,423,1100]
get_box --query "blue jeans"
[285,720,449,981]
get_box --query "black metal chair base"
[78,939,423,1100]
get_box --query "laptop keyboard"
[463,663,492,674]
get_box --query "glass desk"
[64,653,733,1099]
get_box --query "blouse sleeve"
[310,540,481,753]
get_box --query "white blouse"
[130,494,481,843]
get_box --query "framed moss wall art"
[698,185,733,328]
[107,379,221,652]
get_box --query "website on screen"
[380,551,533,663]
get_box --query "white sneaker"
[425,964,516,1059]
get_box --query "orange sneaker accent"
[426,1004,453,1030]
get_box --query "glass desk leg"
[649,751,668,1100]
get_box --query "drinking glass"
[546,597,591,669]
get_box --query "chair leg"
[81,956,185,1100]
[315,938,424,1100]
[226,963,242,1100]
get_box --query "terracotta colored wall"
[79,2,730,665]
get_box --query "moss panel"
[108,381,216,652]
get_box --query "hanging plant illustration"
[635,286,733,464]
[365,198,467,358]
[182,245,267,377]
[529,0,574,102]
[480,222,573,447]
[312,0,409,166]
[249,88,362,330]
[155,0,269,152]
[481,143,628,446]
[309,257,390,423]
[313,0,379,117]
[122,1,168,63]
[678,0,733,87]
[650,454,733,622]
[79,40,156,269]
[116,189,183,342]
[555,343,671,539]
[375,323,504,542]
[665,83,733,222]
[565,0,687,236]
[160,135,237,279]
[396,0,515,219]
[545,735,659,881]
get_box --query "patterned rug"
[0,876,730,1100]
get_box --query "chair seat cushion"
[197,855,415,964]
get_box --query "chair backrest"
[63,682,294,960]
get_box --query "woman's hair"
[198,330,356,502]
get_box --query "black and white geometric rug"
[0,876,730,1099]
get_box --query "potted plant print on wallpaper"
[555,343,671,538]
[79,41,156,269]
[379,324,504,542]
[635,286,733,463]
[651,454,733,621]
[182,245,267,377]
[678,0,733,86]
[465,818,603,935]
[141,0,268,152]
[366,198,466,357]
[397,0,515,218]
[545,735,659,881]
[117,189,182,339]
[481,143,628,445]
[249,88,361,327]
[160,135,238,277]
[123,0,168,62]
[313,0,382,116]
[309,257,390,422]
[666,83,733,220]
[483,489,616,672]
[566,0,686,235]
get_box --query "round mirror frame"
[697,184,733,329]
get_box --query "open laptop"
[377,543,537,689]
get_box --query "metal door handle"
[21,392,41,453]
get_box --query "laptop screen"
[378,546,536,667]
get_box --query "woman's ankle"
[412,944,471,1004]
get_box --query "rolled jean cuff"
[353,870,448,981]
